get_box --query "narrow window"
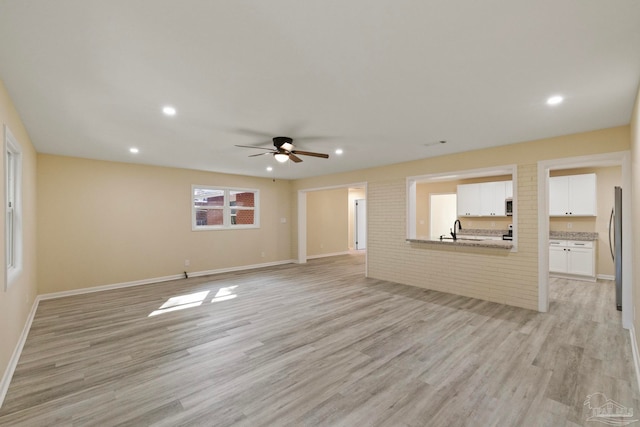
[5,125,22,288]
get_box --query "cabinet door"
[549,176,569,216]
[567,247,594,276]
[568,174,596,216]
[505,181,513,198]
[549,245,567,273]
[480,182,507,216]
[457,183,481,216]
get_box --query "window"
[192,186,259,230]
[5,125,22,288]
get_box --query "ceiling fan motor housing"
[273,136,293,148]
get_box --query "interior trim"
[38,259,296,301]
[0,297,39,409]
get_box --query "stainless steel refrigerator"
[609,186,622,311]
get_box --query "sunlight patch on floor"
[149,286,240,317]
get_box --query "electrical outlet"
[320,243,324,249]
[491,221,495,227]
[567,222,572,229]
[419,220,424,225]
[280,217,287,223]
[184,259,190,267]
[261,251,265,258]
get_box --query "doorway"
[538,151,632,330]
[429,193,457,240]
[354,199,367,250]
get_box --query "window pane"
[233,209,254,225]
[195,208,224,226]
[194,188,224,207]
[230,191,255,207]
[7,209,13,268]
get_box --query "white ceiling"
[1,1,639,180]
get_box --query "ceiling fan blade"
[291,150,329,159]
[235,144,275,151]
[289,153,303,163]
[232,128,275,138]
[293,136,333,142]
[248,152,271,157]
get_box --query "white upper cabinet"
[549,173,596,216]
[457,183,481,216]
[457,180,511,217]
[479,181,507,216]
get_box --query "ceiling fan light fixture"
[280,142,294,151]
[274,153,289,163]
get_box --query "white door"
[355,199,366,250]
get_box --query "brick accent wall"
[366,164,538,311]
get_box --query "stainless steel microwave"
[505,198,513,216]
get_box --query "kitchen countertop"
[549,231,599,241]
[406,238,513,250]
[456,229,506,238]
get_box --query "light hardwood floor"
[0,254,637,426]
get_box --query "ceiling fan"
[235,136,329,163]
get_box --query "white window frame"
[192,185,260,231]
[5,125,22,289]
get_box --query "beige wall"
[347,187,366,250]
[306,188,349,256]
[0,81,38,387]
[37,155,292,294]
[292,126,630,311]
[631,82,640,353]
[549,166,622,278]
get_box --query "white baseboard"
[630,326,640,397]
[307,251,351,260]
[184,259,295,278]
[38,259,295,301]
[597,274,615,281]
[0,297,40,408]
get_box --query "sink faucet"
[451,219,462,240]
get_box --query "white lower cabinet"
[549,240,595,281]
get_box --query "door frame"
[354,198,367,250]
[297,182,368,270]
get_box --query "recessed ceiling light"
[266,166,273,171]
[546,95,563,106]
[335,148,343,155]
[129,147,139,154]
[162,106,176,116]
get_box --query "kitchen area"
[408,164,622,307]
[548,166,622,309]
